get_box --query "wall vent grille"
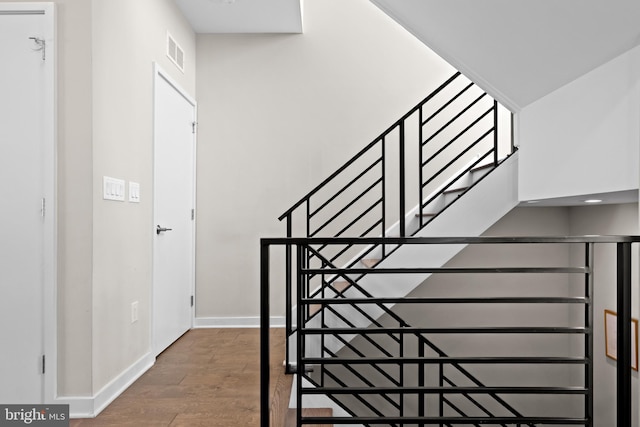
[166,32,184,72]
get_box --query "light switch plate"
[103,176,125,201]
[129,182,140,203]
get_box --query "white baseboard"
[193,316,285,328]
[60,352,155,419]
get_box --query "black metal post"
[510,112,515,155]
[493,100,499,166]
[399,121,406,237]
[585,243,594,427]
[438,360,444,427]
[260,241,270,427]
[418,106,424,229]
[418,339,425,427]
[616,242,632,427]
[399,327,404,418]
[296,244,305,427]
[381,137,386,258]
[285,217,293,374]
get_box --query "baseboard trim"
[194,316,285,328]
[61,352,155,419]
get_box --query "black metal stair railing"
[278,71,514,371]
[278,71,510,270]
[298,245,534,427]
[272,73,522,425]
[260,236,639,426]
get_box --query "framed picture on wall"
[604,309,639,371]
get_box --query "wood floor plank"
[70,328,292,427]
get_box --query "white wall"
[194,0,455,321]
[90,0,196,394]
[54,0,95,398]
[518,45,640,202]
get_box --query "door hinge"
[191,209,195,220]
[42,355,45,374]
[190,295,194,307]
[192,121,197,134]
[41,198,46,219]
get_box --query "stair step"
[415,212,437,218]
[307,304,322,317]
[331,281,350,293]
[443,186,468,195]
[307,281,352,317]
[285,408,333,427]
[471,162,495,172]
[361,258,380,268]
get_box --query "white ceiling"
[371,0,640,111]
[175,0,302,34]
[176,0,640,108]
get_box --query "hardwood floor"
[70,328,292,427]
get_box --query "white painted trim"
[152,63,197,357]
[0,2,57,405]
[194,316,286,328]
[60,352,155,419]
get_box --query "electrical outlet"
[131,301,139,324]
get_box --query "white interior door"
[153,65,196,356]
[0,4,54,403]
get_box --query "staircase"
[267,73,600,426]
[279,72,515,360]
[273,72,530,424]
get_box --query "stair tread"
[361,259,380,268]
[286,408,333,427]
[415,212,437,217]
[331,281,350,292]
[307,304,322,317]
[471,162,495,172]
[443,186,468,194]
[307,282,352,317]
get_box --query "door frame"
[151,63,197,355]
[0,2,57,403]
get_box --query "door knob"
[156,225,173,234]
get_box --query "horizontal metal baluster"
[313,199,382,241]
[421,93,488,147]
[422,82,476,126]
[304,266,588,275]
[305,296,589,305]
[421,134,493,195]
[304,326,588,335]
[318,367,399,427]
[304,356,589,365]
[324,305,401,350]
[442,377,507,427]
[421,107,494,167]
[321,346,401,410]
[442,397,478,427]
[322,334,401,386]
[310,179,382,237]
[309,157,383,219]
